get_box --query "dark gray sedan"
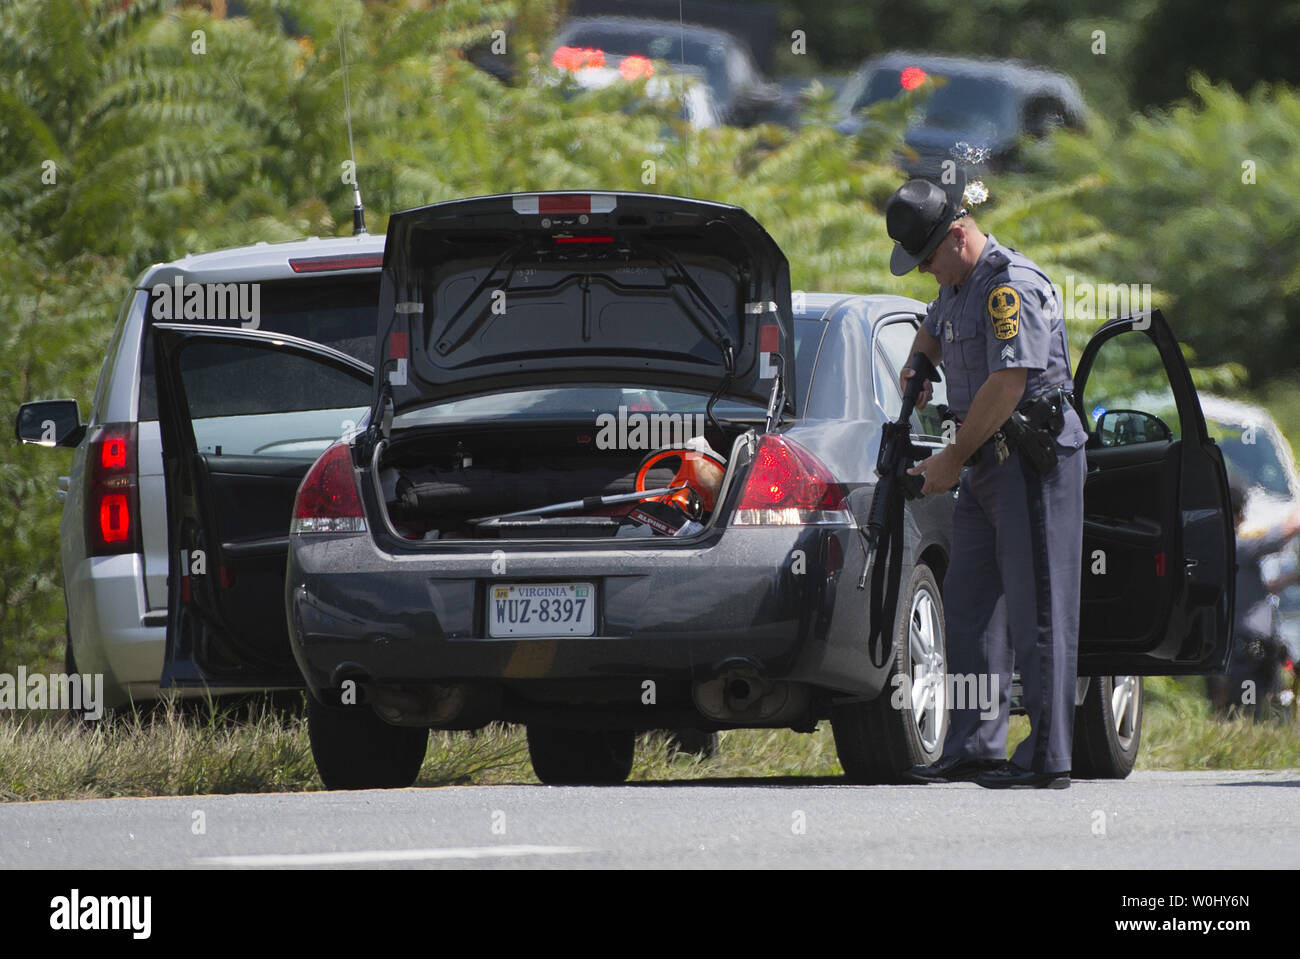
[150,192,1234,788]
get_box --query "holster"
[962,387,1071,474]
[1003,412,1057,474]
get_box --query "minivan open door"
[1073,310,1235,675]
[153,324,373,690]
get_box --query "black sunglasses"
[919,210,969,268]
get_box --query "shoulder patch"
[987,285,1020,340]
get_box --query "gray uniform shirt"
[922,235,1083,449]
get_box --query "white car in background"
[1200,395,1300,655]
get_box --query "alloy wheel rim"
[1111,675,1138,749]
[907,585,946,752]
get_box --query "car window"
[854,68,1019,138]
[872,316,948,436]
[395,387,761,426]
[1022,95,1068,136]
[792,318,827,413]
[138,275,378,420]
[558,25,733,100]
[398,320,825,426]
[176,341,369,458]
[873,341,902,421]
[90,287,140,425]
[1081,329,1181,443]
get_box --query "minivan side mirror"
[15,399,85,448]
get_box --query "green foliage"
[0,0,1294,685]
[1014,75,1300,388]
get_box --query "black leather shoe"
[975,761,1070,789]
[903,755,1002,784]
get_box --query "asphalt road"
[3,769,1296,869]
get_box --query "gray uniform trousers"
[942,407,1087,774]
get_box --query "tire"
[832,563,947,784]
[663,728,720,759]
[307,693,428,789]
[1071,675,1142,779]
[526,725,636,785]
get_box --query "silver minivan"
[16,233,385,707]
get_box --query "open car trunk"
[372,421,755,542]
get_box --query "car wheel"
[1071,675,1142,779]
[663,728,720,759]
[306,693,428,789]
[526,725,636,785]
[832,562,947,783]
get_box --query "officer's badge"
[987,285,1020,340]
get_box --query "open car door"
[1073,310,1235,675]
[153,324,373,690]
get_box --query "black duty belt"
[948,386,1073,473]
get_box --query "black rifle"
[857,351,940,667]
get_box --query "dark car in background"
[549,17,783,127]
[143,191,1234,790]
[834,52,1087,175]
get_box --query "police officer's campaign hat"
[885,170,968,276]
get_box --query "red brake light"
[620,55,654,80]
[554,235,614,244]
[552,46,606,71]
[288,253,384,273]
[900,66,927,90]
[85,423,140,556]
[511,193,618,216]
[733,436,848,526]
[292,442,367,533]
[101,437,127,469]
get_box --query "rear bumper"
[286,526,890,702]
[64,552,163,707]
[65,553,295,707]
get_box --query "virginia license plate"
[488,583,596,637]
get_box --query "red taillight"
[732,436,849,526]
[291,442,367,534]
[552,45,606,71]
[620,55,654,80]
[554,235,614,244]
[85,424,140,556]
[900,66,927,90]
[99,494,130,543]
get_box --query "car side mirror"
[15,399,85,448]
[1093,409,1172,448]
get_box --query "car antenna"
[679,0,690,197]
[336,0,367,235]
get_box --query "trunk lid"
[374,191,796,420]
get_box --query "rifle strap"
[866,471,907,668]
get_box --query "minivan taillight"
[731,435,851,527]
[291,442,367,534]
[85,424,140,555]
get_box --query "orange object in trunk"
[635,449,726,513]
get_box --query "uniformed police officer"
[885,174,1088,788]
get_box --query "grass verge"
[1,679,1296,802]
